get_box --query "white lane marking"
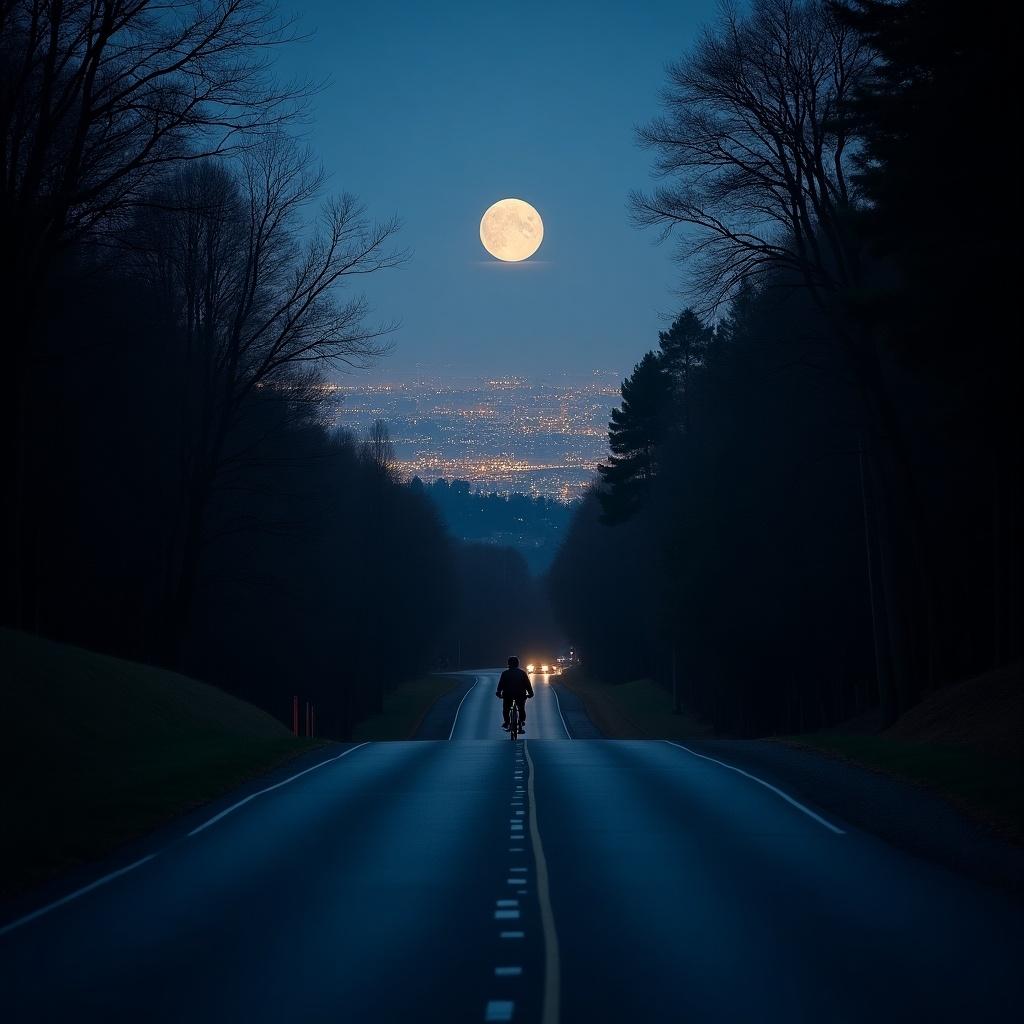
[500,931,524,939]
[1,743,374,936]
[524,741,561,1024]
[552,686,572,739]
[495,909,520,919]
[497,899,519,907]
[0,854,158,938]
[662,741,846,835]
[509,847,524,852]
[189,744,369,837]
[485,1000,515,1021]
[506,879,522,885]
[495,967,522,977]
[509,867,527,873]
[448,676,482,741]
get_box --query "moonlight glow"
[479,198,544,262]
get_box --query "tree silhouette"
[127,145,404,662]
[597,352,674,525]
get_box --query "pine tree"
[657,309,714,432]
[597,352,673,524]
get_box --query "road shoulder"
[550,679,602,738]
[0,741,356,929]
[413,674,479,739]
[682,737,1024,895]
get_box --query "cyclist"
[497,656,534,733]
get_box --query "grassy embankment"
[557,668,712,741]
[563,663,1022,841]
[0,628,319,897]
[352,675,460,741]
[783,665,1022,841]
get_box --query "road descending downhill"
[450,670,571,740]
[1,669,1021,1022]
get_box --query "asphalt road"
[1,669,1020,1022]
[449,669,572,740]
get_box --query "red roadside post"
[292,695,299,736]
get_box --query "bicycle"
[509,700,521,741]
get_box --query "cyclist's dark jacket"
[497,667,534,700]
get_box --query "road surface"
[1,669,1020,1022]
[448,668,572,740]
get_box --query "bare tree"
[630,0,873,312]
[364,419,396,476]
[630,0,936,716]
[0,0,309,305]
[131,140,405,660]
[1,0,311,626]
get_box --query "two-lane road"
[450,669,571,740]
[1,669,1021,1022]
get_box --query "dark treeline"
[416,478,573,574]
[435,543,560,670]
[0,1,542,734]
[549,0,1019,735]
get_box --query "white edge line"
[663,740,846,835]
[448,675,481,740]
[0,854,158,937]
[0,742,372,938]
[189,742,369,836]
[550,685,572,740]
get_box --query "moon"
[479,198,544,262]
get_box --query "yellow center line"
[524,740,561,1024]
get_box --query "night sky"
[272,0,718,379]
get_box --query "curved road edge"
[0,741,365,932]
[683,737,1024,895]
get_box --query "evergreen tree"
[657,309,714,432]
[597,352,674,524]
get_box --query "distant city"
[328,372,622,501]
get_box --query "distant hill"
[415,478,575,575]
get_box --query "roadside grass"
[781,732,1023,842]
[351,675,459,741]
[0,628,318,898]
[558,669,712,740]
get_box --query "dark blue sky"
[274,0,718,379]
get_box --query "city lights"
[330,374,620,501]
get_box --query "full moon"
[479,198,544,262]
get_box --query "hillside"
[786,665,1023,841]
[0,629,314,896]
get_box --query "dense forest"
[0,0,550,735]
[548,0,1019,735]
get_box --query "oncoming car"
[525,661,560,675]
